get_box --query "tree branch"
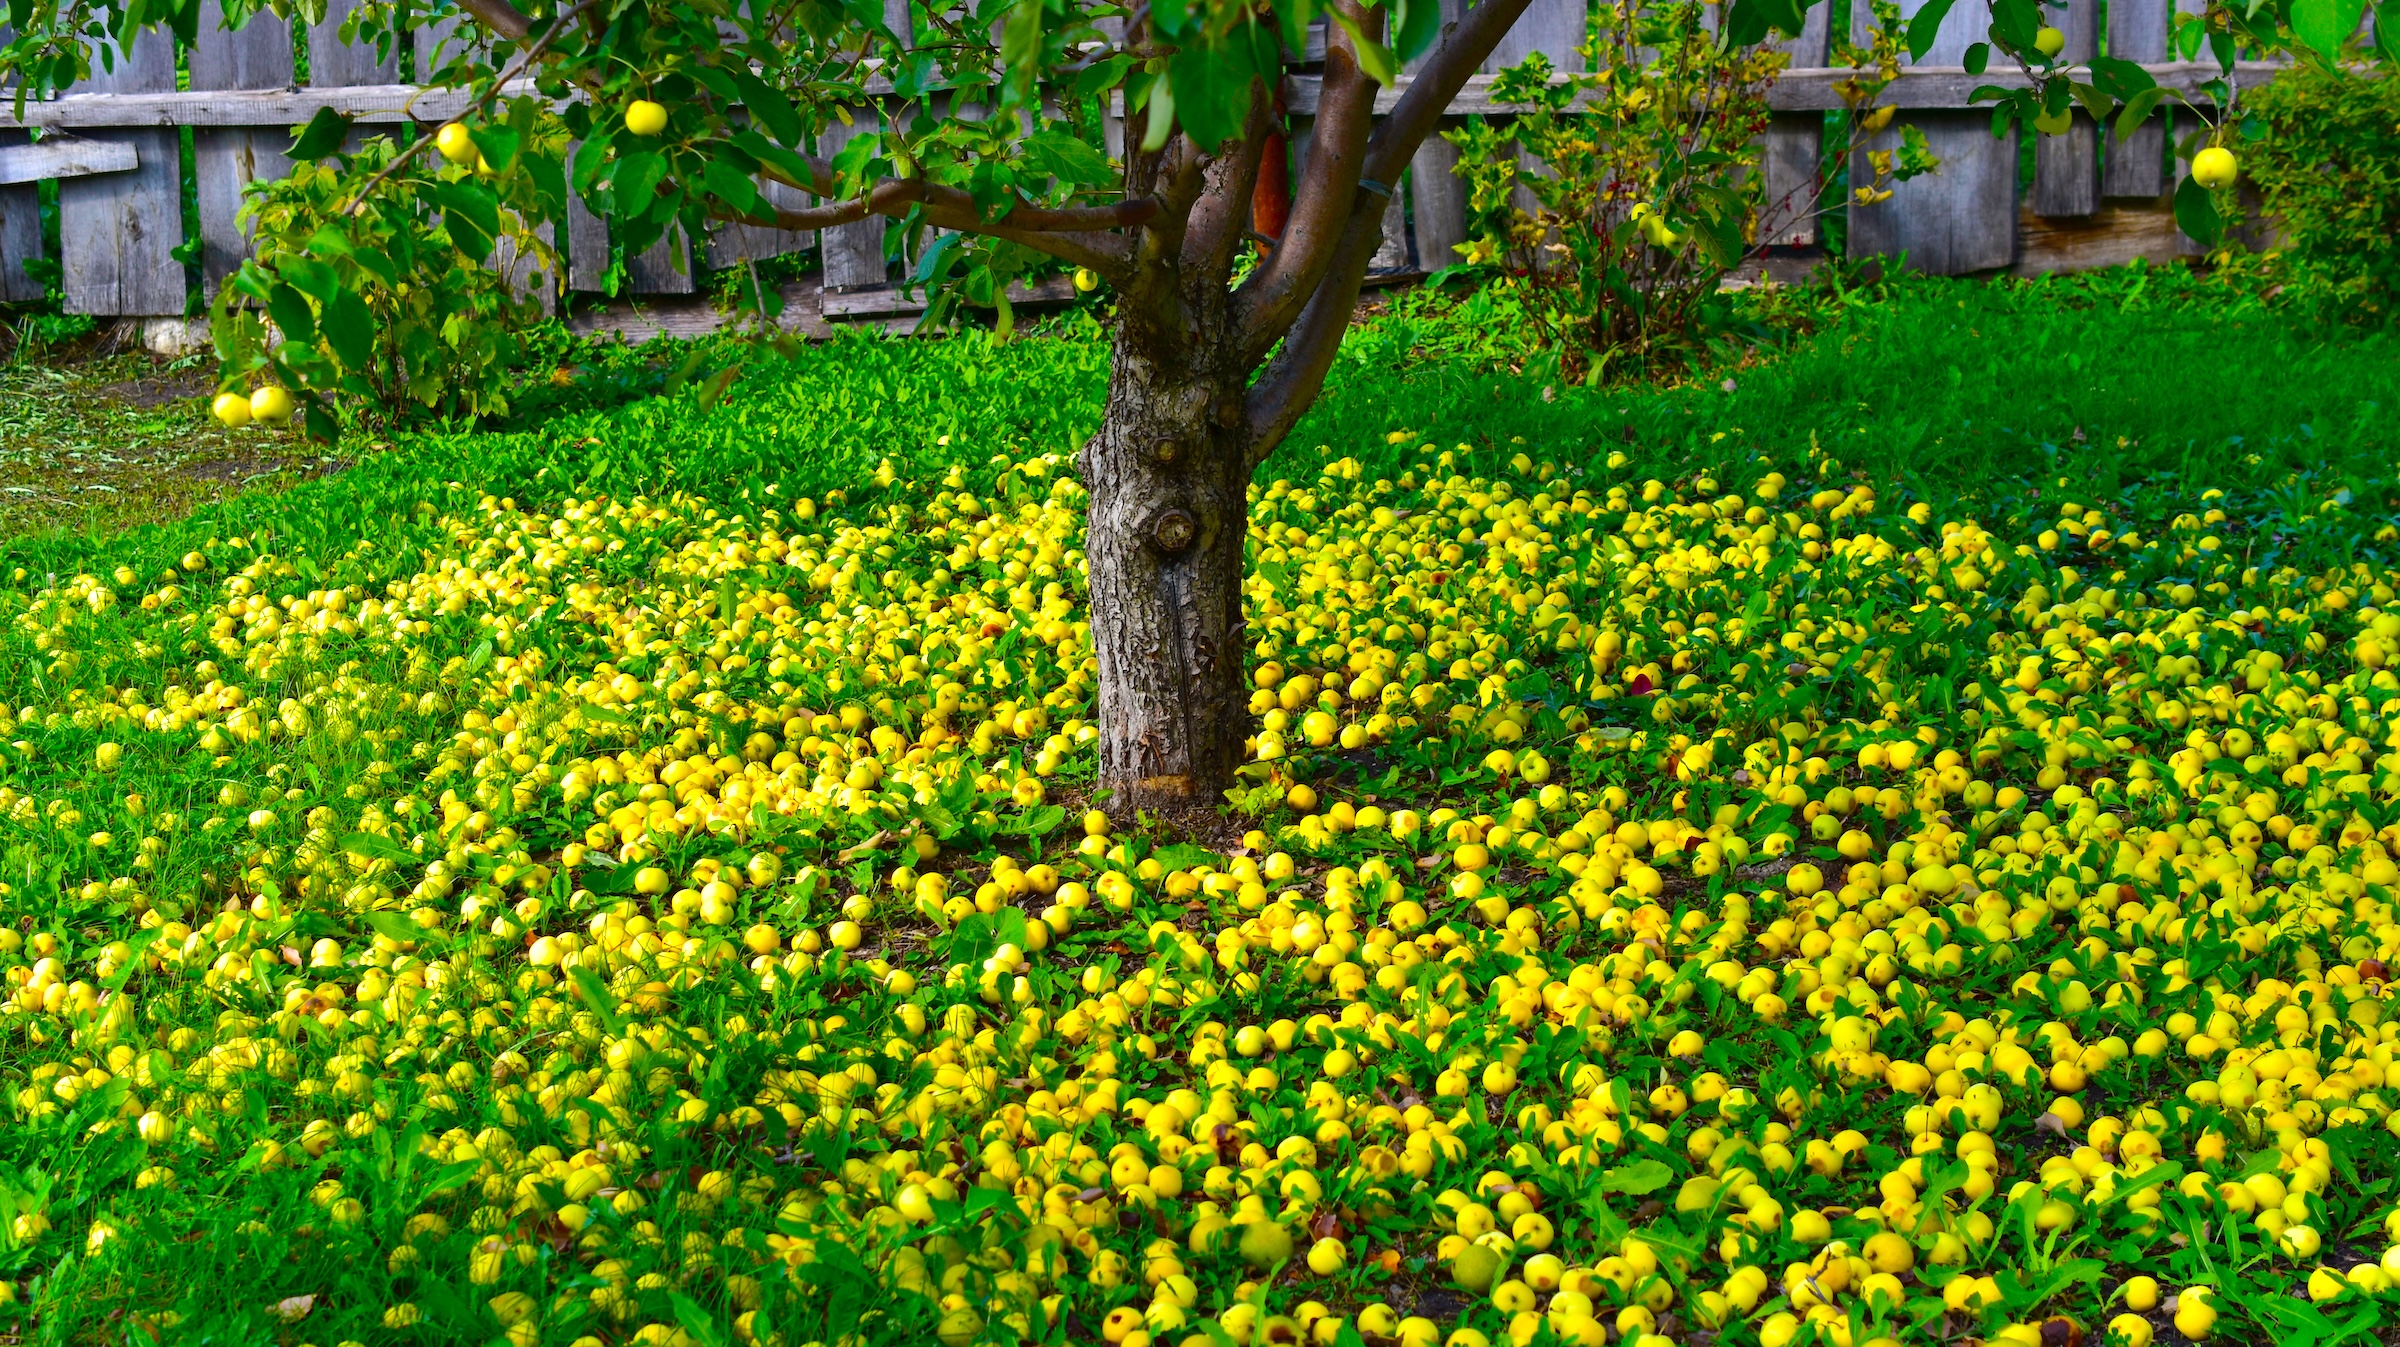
[1227,0,1380,364]
[1241,192,1387,464]
[1360,0,1537,185]
[456,0,533,43]
[1177,81,1274,295]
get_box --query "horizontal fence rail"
[0,0,2303,329]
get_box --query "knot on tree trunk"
[1148,507,1198,554]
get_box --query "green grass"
[1,266,2398,1346]
[3,265,2394,582]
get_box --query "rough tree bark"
[1081,0,1537,814]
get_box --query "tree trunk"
[1082,317,1253,816]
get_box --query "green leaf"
[2087,54,2157,97]
[288,107,353,161]
[321,284,375,373]
[567,964,624,1034]
[339,831,417,865]
[1020,128,1112,186]
[360,910,431,946]
[732,70,805,146]
[1601,1159,1675,1195]
[611,151,670,216]
[1326,9,1398,85]
[471,123,522,173]
[2291,0,2367,57]
[2174,169,2224,247]
[265,281,317,345]
[1963,41,1989,72]
[1724,0,1805,44]
[703,156,763,217]
[2114,86,2166,142]
[428,180,502,262]
[1905,0,1959,61]
[419,1158,482,1195]
[1392,0,1443,64]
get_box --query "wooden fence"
[0,0,2321,331]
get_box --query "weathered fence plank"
[820,0,914,295]
[191,0,295,300]
[0,136,138,184]
[2031,0,2100,217]
[0,122,43,303]
[1404,0,1473,274]
[60,31,185,315]
[1848,0,2017,273]
[1759,2,1831,246]
[310,0,399,88]
[2103,0,2168,196]
[1394,0,1584,270]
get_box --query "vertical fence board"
[817,113,888,290]
[1398,0,1469,273]
[309,0,399,87]
[625,225,695,294]
[191,0,294,300]
[820,0,911,293]
[706,179,811,269]
[1848,0,2016,273]
[2102,0,2170,196]
[60,31,185,315]
[2030,0,2099,216]
[1487,0,1585,73]
[564,147,611,292]
[1759,3,1829,245]
[0,25,34,300]
[0,127,40,303]
[412,0,469,80]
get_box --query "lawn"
[1,269,2398,1347]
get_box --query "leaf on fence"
[2086,55,2156,98]
[2173,172,2224,249]
[1392,0,1444,64]
[2290,0,2367,59]
[1020,129,1112,188]
[471,124,522,174]
[429,180,502,262]
[266,281,317,345]
[288,108,354,162]
[1904,0,1959,62]
[703,156,762,217]
[322,286,375,375]
[2114,86,2165,142]
[1725,0,1805,45]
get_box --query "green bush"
[1446,1,1784,383]
[2235,62,2400,324]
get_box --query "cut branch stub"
[1149,507,1198,554]
[1152,438,1184,467]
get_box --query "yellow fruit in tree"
[211,392,254,427]
[2191,146,2237,190]
[2034,25,2066,56]
[625,99,670,137]
[250,385,295,425]
[1073,267,1100,293]
[435,121,478,165]
[2034,107,2073,136]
